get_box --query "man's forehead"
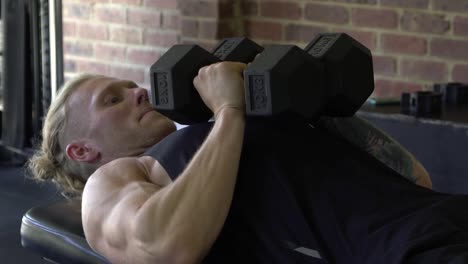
[68,76,118,106]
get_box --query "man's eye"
[106,96,120,105]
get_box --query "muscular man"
[28,61,468,264]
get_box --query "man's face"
[67,76,177,162]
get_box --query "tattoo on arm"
[318,116,420,183]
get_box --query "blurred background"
[60,0,468,97]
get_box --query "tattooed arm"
[317,116,432,189]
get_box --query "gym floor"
[0,163,62,263]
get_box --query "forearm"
[143,108,245,261]
[317,116,432,188]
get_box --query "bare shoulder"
[81,156,173,263]
[83,156,171,199]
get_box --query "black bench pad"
[20,200,110,264]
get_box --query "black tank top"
[144,119,466,264]
[145,119,332,263]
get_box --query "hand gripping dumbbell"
[150,37,263,125]
[244,33,374,122]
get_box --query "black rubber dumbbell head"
[305,33,374,117]
[244,45,326,120]
[212,37,264,63]
[150,44,220,124]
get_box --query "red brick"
[305,3,349,25]
[63,2,91,20]
[380,0,428,9]
[111,0,142,5]
[217,20,241,39]
[179,1,217,17]
[181,39,217,52]
[95,44,127,61]
[75,60,110,75]
[433,0,468,12]
[144,30,179,47]
[400,59,447,82]
[110,27,142,44]
[373,79,422,98]
[431,38,468,60]
[244,20,283,41]
[330,29,376,50]
[328,0,377,4]
[200,21,218,39]
[401,11,449,34]
[63,58,77,72]
[77,23,109,40]
[161,13,180,30]
[381,34,427,55]
[198,42,218,52]
[181,19,199,38]
[373,56,396,76]
[95,5,126,24]
[261,2,302,20]
[144,0,177,9]
[109,65,145,83]
[242,1,259,16]
[127,48,160,66]
[127,8,161,28]
[285,24,327,43]
[454,16,468,37]
[64,41,94,56]
[352,8,398,29]
[63,21,77,37]
[453,64,468,83]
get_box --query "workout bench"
[20,199,110,263]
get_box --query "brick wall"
[63,0,180,87]
[63,0,468,99]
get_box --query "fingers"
[192,61,247,114]
[197,62,246,77]
[194,61,246,88]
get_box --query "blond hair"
[27,73,101,198]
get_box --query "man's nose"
[133,87,149,105]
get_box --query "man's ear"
[65,141,100,163]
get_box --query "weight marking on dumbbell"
[249,75,268,112]
[309,35,338,58]
[155,73,170,105]
[213,40,236,60]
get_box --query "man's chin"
[141,120,176,143]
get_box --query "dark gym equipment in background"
[0,0,63,162]
[0,0,64,263]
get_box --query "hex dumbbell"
[244,33,374,122]
[150,37,263,125]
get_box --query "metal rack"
[0,0,63,162]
